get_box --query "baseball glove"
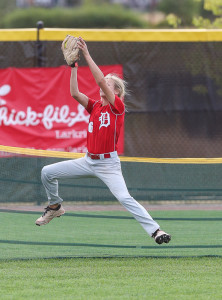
[61,35,79,67]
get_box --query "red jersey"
[86,95,125,154]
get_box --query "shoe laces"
[42,206,51,217]
[152,229,160,238]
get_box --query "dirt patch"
[1,202,222,211]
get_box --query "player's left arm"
[77,37,115,106]
[70,67,89,108]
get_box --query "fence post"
[36,21,45,205]
[36,20,44,67]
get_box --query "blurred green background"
[0,0,220,29]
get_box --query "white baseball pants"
[41,152,160,236]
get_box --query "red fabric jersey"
[86,95,125,154]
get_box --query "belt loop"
[100,154,104,159]
[110,151,116,158]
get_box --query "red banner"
[0,65,124,154]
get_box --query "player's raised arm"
[77,37,116,106]
[61,35,89,108]
[70,66,89,108]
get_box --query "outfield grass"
[0,209,221,299]
[0,257,221,299]
[0,210,222,259]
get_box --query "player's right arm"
[77,37,116,106]
[70,67,89,108]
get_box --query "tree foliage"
[193,0,222,28]
[0,5,148,29]
[158,0,222,29]
[157,0,201,27]
[0,0,16,18]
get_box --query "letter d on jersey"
[99,112,110,130]
[88,121,93,133]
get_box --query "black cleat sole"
[155,234,171,245]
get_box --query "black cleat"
[152,230,171,245]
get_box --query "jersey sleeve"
[111,95,125,114]
[86,98,96,114]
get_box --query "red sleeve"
[111,95,125,114]
[86,98,96,114]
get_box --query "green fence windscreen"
[1,152,222,204]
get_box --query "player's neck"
[101,97,109,106]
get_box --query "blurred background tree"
[0,1,148,28]
[193,0,222,28]
[157,0,221,28]
[0,0,16,18]
[0,0,222,29]
[156,0,202,27]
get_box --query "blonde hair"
[105,73,127,100]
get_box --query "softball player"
[36,37,171,245]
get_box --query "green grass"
[0,209,221,259]
[0,209,222,299]
[0,257,221,299]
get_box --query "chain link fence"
[1,29,222,202]
[1,31,222,158]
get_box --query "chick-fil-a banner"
[0,65,124,154]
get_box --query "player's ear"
[114,89,119,96]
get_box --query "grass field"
[0,257,221,299]
[0,209,221,299]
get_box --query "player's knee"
[41,166,50,182]
[116,193,132,204]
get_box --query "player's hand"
[77,37,89,57]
